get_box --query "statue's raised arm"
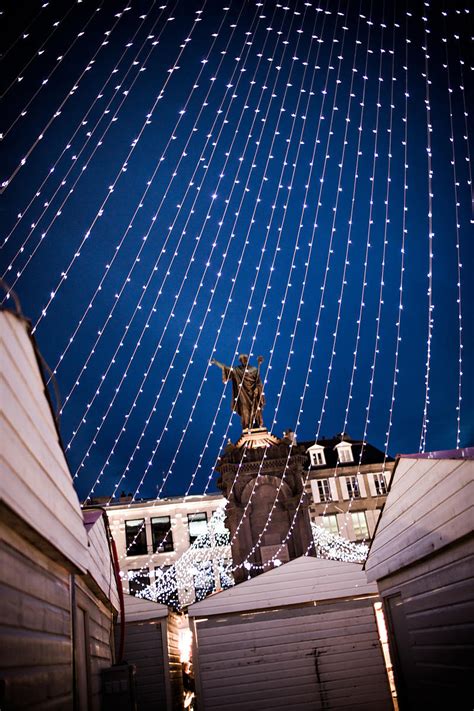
[211,354,265,431]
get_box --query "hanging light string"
[0,0,80,102]
[226,4,368,565]
[338,9,398,544]
[419,1,434,453]
[87,1,308,505]
[48,1,239,401]
[2,3,177,287]
[1,1,108,142]
[70,0,277,470]
[195,4,334,498]
[452,12,472,192]
[2,1,166,251]
[221,2,350,548]
[116,1,326,566]
[139,1,325,507]
[26,2,206,334]
[383,8,409,465]
[312,7,368,445]
[442,10,465,448]
[139,1,345,568]
[0,1,52,67]
[305,3,378,537]
[232,7,391,573]
[325,10,388,543]
[0,1,132,190]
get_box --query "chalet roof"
[1,308,119,611]
[364,453,474,582]
[120,592,170,622]
[188,555,377,617]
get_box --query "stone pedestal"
[217,429,315,584]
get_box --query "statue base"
[235,427,280,449]
[216,437,316,583]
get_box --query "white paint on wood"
[310,479,321,503]
[193,600,391,710]
[120,592,169,622]
[357,474,367,498]
[189,556,377,617]
[329,477,339,501]
[0,312,89,572]
[86,515,120,612]
[365,456,474,581]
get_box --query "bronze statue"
[211,354,265,431]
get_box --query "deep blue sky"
[1,0,472,502]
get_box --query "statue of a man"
[211,354,265,431]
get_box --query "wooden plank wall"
[193,598,392,711]
[0,521,74,710]
[86,517,120,612]
[75,578,115,711]
[189,556,377,617]
[379,535,474,710]
[365,457,473,581]
[118,618,168,710]
[0,311,88,572]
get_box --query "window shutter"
[357,474,367,498]
[340,476,349,499]
[329,477,338,501]
[311,480,321,503]
[367,473,377,496]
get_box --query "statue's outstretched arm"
[210,358,226,370]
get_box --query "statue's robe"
[221,364,265,430]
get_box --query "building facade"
[101,493,231,608]
[304,434,395,543]
[100,434,393,606]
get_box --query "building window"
[310,448,326,466]
[337,445,353,463]
[128,568,150,597]
[346,476,360,499]
[373,473,388,496]
[351,511,369,540]
[317,479,332,502]
[188,512,208,545]
[320,514,339,536]
[151,516,173,552]
[125,519,147,556]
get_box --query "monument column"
[217,431,316,584]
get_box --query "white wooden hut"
[0,309,120,710]
[117,593,184,710]
[188,555,393,710]
[364,450,474,710]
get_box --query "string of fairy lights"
[105,0,324,569]
[0,2,51,67]
[1,1,136,190]
[1,0,80,103]
[1,2,471,591]
[2,2,169,253]
[77,0,282,495]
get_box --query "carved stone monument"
[216,431,316,584]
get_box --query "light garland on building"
[126,508,367,609]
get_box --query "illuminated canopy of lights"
[1,1,472,573]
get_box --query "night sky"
[1,0,472,503]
